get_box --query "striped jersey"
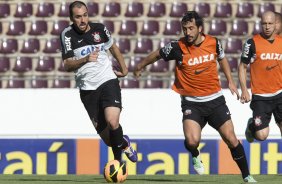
[60,23,116,90]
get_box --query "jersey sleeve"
[159,41,182,61]
[241,38,256,64]
[60,29,74,60]
[215,38,225,61]
[102,24,113,50]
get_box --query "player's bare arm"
[63,51,99,72]
[219,57,240,100]
[238,62,251,104]
[109,43,128,77]
[133,50,161,78]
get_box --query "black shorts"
[250,96,282,131]
[181,96,231,130]
[80,79,122,133]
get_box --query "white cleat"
[192,155,204,175]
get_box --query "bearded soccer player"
[239,11,282,143]
[60,1,137,163]
[134,11,256,183]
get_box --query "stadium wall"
[0,89,281,175]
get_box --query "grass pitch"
[0,174,279,184]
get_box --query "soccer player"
[134,11,256,183]
[239,11,282,142]
[274,12,282,35]
[60,1,137,163]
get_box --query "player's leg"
[102,79,137,162]
[247,100,272,142]
[218,119,253,181]
[183,119,204,175]
[209,97,256,182]
[273,96,282,137]
[181,98,205,174]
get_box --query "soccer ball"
[103,160,128,183]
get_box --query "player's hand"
[229,81,240,100]
[133,65,142,79]
[114,67,128,78]
[240,90,251,104]
[88,48,99,62]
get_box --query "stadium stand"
[0,0,277,88]
[30,78,49,88]
[120,78,140,88]
[13,56,33,73]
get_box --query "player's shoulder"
[61,24,73,37]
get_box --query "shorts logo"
[184,109,192,115]
[254,116,262,126]
[92,32,101,42]
[114,100,120,104]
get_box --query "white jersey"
[60,22,116,90]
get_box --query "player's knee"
[185,139,199,149]
[254,129,268,141]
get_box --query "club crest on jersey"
[254,116,262,126]
[92,32,101,42]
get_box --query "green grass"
[0,174,280,184]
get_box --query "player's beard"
[73,23,89,34]
[185,31,200,46]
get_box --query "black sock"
[230,142,250,179]
[184,140,199,157]
[110,125,123,161]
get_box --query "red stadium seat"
[144,78,165,88]
[29,20,48,36]
[102,2,120,17]
[13,57,32,73]
[7,79,25,88]
[236,2,254,18]
[87,2,99,17]
[6,20,25,36]
[36,2,54,17]
[194,3,210,18]
[225,38,243,54]
[208,20,227,36]
[158,38,174,48]
[0,57,10,72]
[115,38,131,54]
[163,20,182,36]
[118,20,137,36]
[134,38,153,54]
[21,38,40,54]
[125,2,143,17]
[140,20,159,36]
[0,39,18,54]
[230,20,249,36]
[52,78,71,88]
[14,3,33,18]
[51,20,70,35]
[128,56,144,72]
[150,59,169,73]
[214,3,232,18]
[30,78,48,88]
[36,56,55,72]
[120,78,140,88]
[58,2,70,17]
[100,20,115,34]
[0,3,10,18]
[252,20,261,35]
[170,2,187,17]
[147,2,166,17]
[43,38,61,53]
[257,3,275,17]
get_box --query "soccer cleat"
[245,118,254,143]
[123,135,138,162]
[192,155,205,175]
[243,175,257,183]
